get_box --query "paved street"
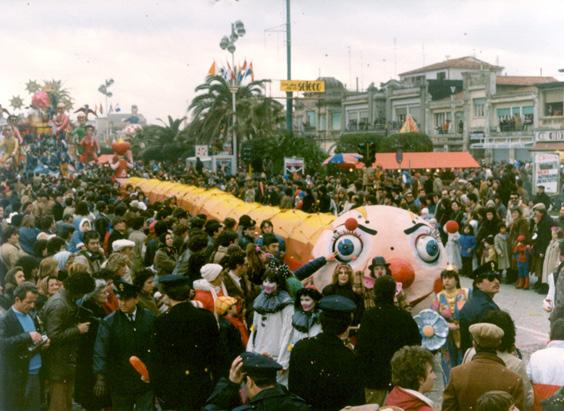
[460,277,550,360]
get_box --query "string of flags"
[207,59,254,83]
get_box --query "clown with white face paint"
[247,269,294,382]
[310,205,447,313]
[277,287,323,376]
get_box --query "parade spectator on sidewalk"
[443,323,525,411]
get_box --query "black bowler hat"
[114,279,140,299]
[369,256,390,270]
[241,352,282,379]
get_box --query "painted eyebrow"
[404,223,427,235]
[335,223,378,236]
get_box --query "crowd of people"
[0,124,563,411]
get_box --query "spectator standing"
[459,224,477,277]
[357,275,421,405]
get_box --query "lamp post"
[220,20,245,174]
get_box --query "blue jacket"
[459,288,499,353]
[459,234,477,258]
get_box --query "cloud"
[1,0,563,122]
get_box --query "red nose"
[388,258,415,288]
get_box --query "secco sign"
[280,80,325,93]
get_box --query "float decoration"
[413,309,449,351]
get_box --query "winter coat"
[154,246,178,276]
[356,302,421,390]
[542,239,561,284]
[152,301,220,410]
[40,289,82,380]
[459,233,476,258]
[530,214,554,258]
[289,332,365,411]
[494,233,510,271]
[0,242,27,270]
[93,306,155,396]
[446,232,462,270]
[193,279,228,314]
[278,310,322,370]
[0,308,44,411]
[550,262,564,324]
[322,283,364,325]
[527,340,564,411]
[203,378,310,411]
[458,288,500,355]
[443,352,525,411]
[385,386,434,411]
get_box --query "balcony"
[431,133,463,151]
[471,133,534,149]
[343,121,387,134]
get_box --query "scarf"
[292,309,320,333]
[253,290,293,314]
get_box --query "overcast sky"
[1,0,563,123]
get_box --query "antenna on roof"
[422,43,425,66]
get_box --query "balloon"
[31,91,50,109]
[129,355,149,382]
[444,220,459,234]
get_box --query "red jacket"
[385,386,434,411]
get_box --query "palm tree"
[135,116,192,161]
[188,75,283,147]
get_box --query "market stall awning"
[372,152,480,170]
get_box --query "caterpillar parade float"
[127,177,447,312]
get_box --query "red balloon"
[344,218,358,231]
[444,220,459,234]
[388,258,415,288]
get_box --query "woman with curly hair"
[385,345,435,411]
[322,263,364,324]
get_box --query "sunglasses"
[482,274,501,282]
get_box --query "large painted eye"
[416,235,440,263]
[333,234,363,262]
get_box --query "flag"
[109,104,114,114]
[219,66,227,80]
[99,103,104,115]
[237,64,244,83]
[94,104,98,114]
[207,61,217,77]
[242,59,247,72]
[249,62,254,81]
[227,61,235,80]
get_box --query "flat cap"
[112,239,135,252]
[532,203,546,212]
[469,322,504,348]
[318,295,356,313]
[158,274,190,286]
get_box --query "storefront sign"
[280,80,325,93]
[470,131,485,141]
[533,152,560,194]
[535,130,564,142]
[284,157,305,176]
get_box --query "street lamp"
[220,20,246,174]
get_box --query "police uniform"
[93,280,156,411]
[203,352,310,411]
[152,275,221,410]
[288,295,364,411]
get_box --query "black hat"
[472,261,499,279]
[368,256,389,270]
[241,352,282,379]
[238,215,255,229]
[158,274,190,287]
[114,279,140,299]
[318,295,356,313]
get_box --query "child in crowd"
[494,223,510,282]
[513,235,530,289]
[459,224,476,277]
[482,235,498,267]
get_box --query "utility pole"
[285,0,293,133]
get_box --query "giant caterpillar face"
[312,205,446,313]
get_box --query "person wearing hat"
[247,268,294,380]
[443,323,525,411]
[152,274,220,410]
[288,294,364,410]
[364,256,391,309]
[204,353,309,410]
[238,216,257,250]
[193,263,228,314]
[93,279,156,411]
[533,185,551,212]
[357,275,421,406]
[458,262,501,353]
[278,286,323,379]
[530,203,554,290]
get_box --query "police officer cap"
[318,295,356,313]
[158,274,190,286]
[114,279,140,299]
[241,352,282,378]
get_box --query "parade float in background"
[126,177,447,313]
